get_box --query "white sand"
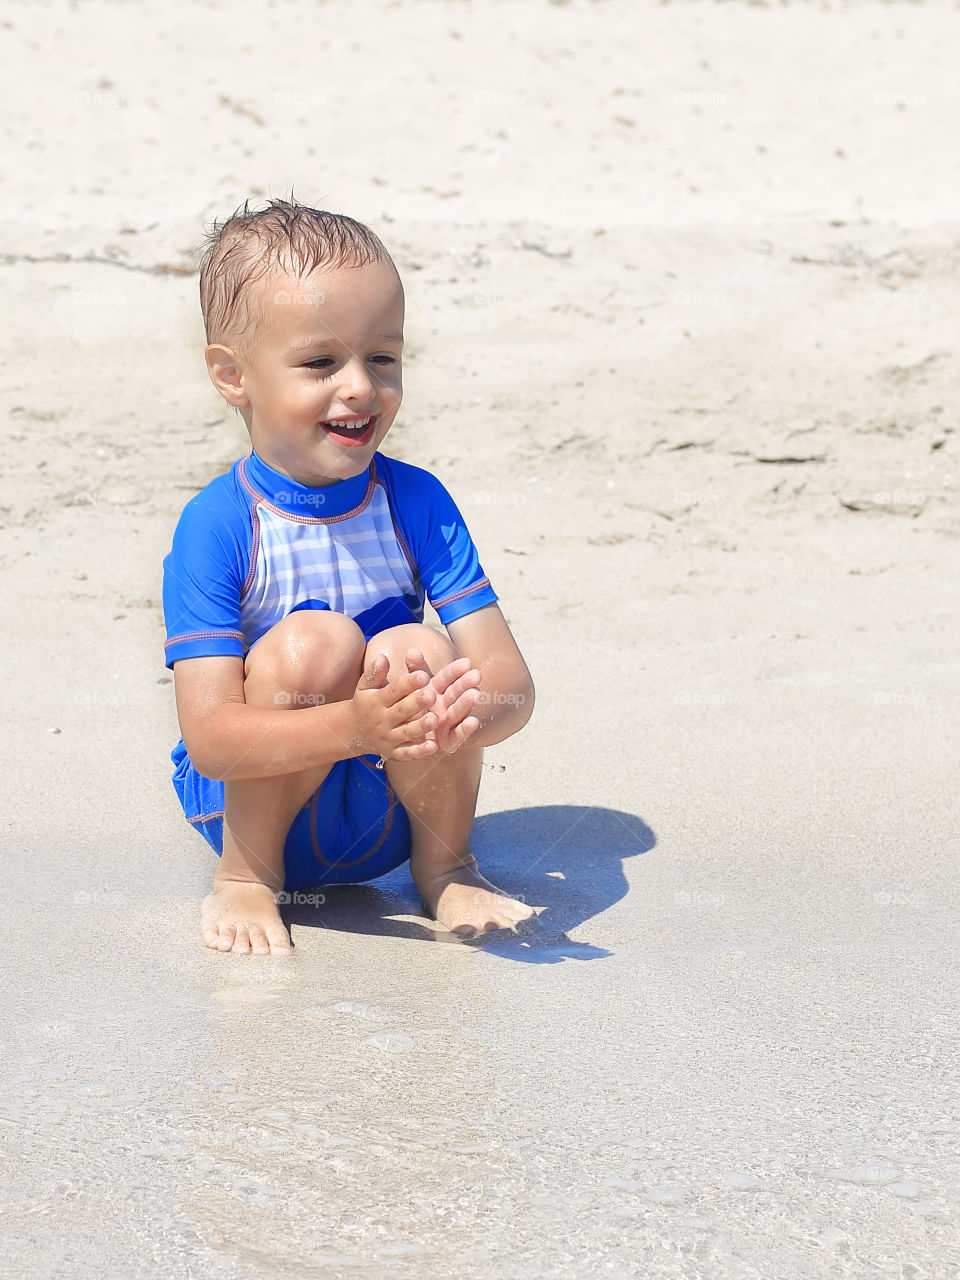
[2,1,959,1276]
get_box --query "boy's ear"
[205,344,248,407]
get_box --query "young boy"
[162,198,537,956]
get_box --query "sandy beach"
[2,0,959,1276]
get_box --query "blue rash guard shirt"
[162,447,498,668]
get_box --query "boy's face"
[212,258,404,487]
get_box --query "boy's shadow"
[282,806,655,964]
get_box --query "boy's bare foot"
[412,856,539,939]
[200,880,294,956]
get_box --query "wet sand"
[2,1,959,1276]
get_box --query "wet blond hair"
[198,196,394,349]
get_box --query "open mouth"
[321,415,377,447]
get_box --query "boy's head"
[199,198,404,488]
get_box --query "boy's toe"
[266,924,294,956]
[231,925,252,954]
[216,925,237,951]
[248,925,271,955]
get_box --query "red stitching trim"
[351,778,396,861]
[238,455,375,525]
[241,500,261,600]
[372,460,418,583]
[165,630,243,649]
[187,810,224,825]
[308,769,396,869]
[431,578,491,610]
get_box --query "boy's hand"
[403,648,482,754]
[349,656,442,760]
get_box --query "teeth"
[325,416,371,431]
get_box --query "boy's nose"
[340,359,377,402]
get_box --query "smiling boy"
[162,198,537,955]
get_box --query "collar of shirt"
[244,449,374,519]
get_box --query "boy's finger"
[389,716,438,749]
[405,713,438,740]
[433,714,479,754]
[430,656,475,695]
[449,715,480,747]
[362,653,390,688]
[442,687,481,725]
[392,687,438,726]
[404,647,435,679]
[438,668,481,708]
[389,738,439,762]
[380,668,430,703]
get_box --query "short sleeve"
[382,458,498,626]
[161,488,249,669]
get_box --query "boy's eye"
[302,355,398,370]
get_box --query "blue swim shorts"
[170,738,412,892]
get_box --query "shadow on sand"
[281,805,655,965]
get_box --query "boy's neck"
[242,448,376,520]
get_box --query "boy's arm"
[380,460,530,747]
[444,603,535,750]
[173,654,440,782]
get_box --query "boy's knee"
[247,610,366,689]
[412,623,459,666]
[367,622,459,674]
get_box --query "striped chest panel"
[239,484,419,651]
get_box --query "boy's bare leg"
[387,744,536,938]
[369,624,536,938]
[201,612,367,956]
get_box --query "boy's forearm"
[193,699,362,781]
[467,661,535,749]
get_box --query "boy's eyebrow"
[289,332,404,351]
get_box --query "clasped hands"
[350,647,482,762]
